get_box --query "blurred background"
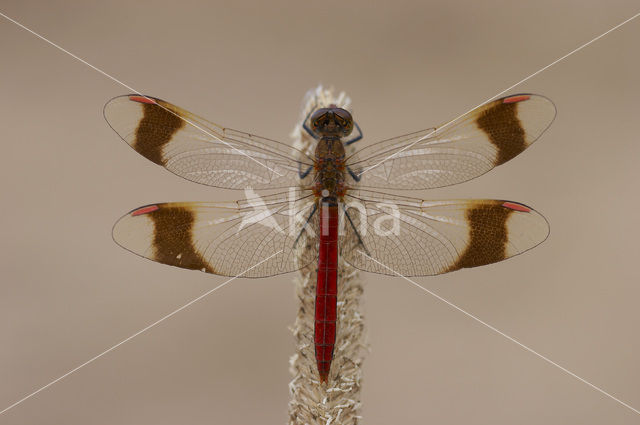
[1,1,639,424]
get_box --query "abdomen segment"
[315,198,339,383]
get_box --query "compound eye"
[334,108,352,122]
[333,108,353,136]
[310,109,329,130]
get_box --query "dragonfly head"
[310,106,354,138]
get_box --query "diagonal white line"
[0,11,284,177]
[357,11,640,178]
[0,250,283,416]
[357,250,640,416]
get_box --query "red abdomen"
[315,198,339,383]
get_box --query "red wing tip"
[128,95,157,105]
[503,95,531,104]
[502,202,531,212]
[131,205,160,216]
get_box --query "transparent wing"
[104,95,315,189]
[346,94,556,189]
[112,190,319,277]
[340,189,549,276]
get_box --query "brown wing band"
[476,101,526,166]
[147,205,215,273]
[133,100,185,166]
[447,201,513,272]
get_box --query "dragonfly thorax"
[314,137,346,198]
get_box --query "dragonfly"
[105,92,555,383]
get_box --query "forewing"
[113,190,319,277]
[104,95,315,189]
[347,94,555,189]
[341,190,549,276]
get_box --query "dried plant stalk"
[288,86,368,425]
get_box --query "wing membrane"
[340,190,549,276]
[104,95,315,189]
[347,94,555,189]
[113,190,318,277]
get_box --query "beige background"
[1,1,639,424]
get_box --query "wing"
[340,190,549,276]
[104,95,315,189]
[112,190,319,277]
[346,94,556,189]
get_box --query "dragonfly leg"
[302,108,320,140]
[345,121,363,145]
[293,202,318,248]
[342,204,369,255]
[299,163,313,179]
[347,166,361,182]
